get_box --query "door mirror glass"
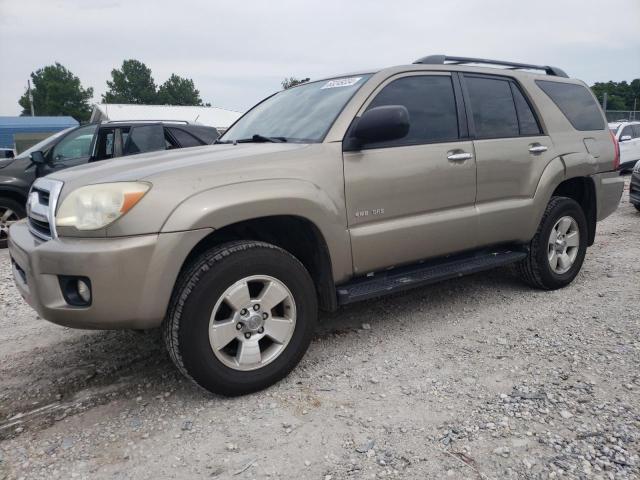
[30,150,47,164]
[620,135,632,142]
[352,105,410,145]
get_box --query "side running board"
[336,249,527,305]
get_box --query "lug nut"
[262,312,268,320]
[244,332,252,339]
[253,304,260,311]
[236,322,243,330]
[258,327,264,334]
[240,308,248,316]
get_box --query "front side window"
[220,75,371,143]
[363,75,459,148]
[466,76,519,139]
[536,80,605,131]
[632,125,640,138]
[51,124,97,162]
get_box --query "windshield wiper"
[233,134,288,143]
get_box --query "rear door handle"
[528,144,548,154]
[447,152,473,162]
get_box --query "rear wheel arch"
[176,215,337,312]
[551,176,597,246]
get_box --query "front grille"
[27,178,63,241]
[32,188,50,206]
[28,216,52,238]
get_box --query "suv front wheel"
[518,196,588,290]
[164,241,318,396]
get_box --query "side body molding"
[160,179,353,283]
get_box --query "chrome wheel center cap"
[245,312,263,331]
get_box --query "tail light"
[611,131,620,170]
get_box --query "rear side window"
[633,125,640,138]
[466,76,519,139]
[511,85,541,135]
[168,127,204,148]
[365,75,459,147]
[536,80,605,131]
[124,125,166,155]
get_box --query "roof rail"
[413,55,569,78]
[102,119,191,125]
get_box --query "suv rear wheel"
[518,196,587,290]
[0,198,26,249]
[163,241,317,396]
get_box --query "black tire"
[518,196,588,290]
[163,241,318,396]
[634,204,640,213]
[0,197,26,249]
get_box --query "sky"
[0,0,639,116]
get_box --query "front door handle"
[528,144,548,154]
[447,151,473,162]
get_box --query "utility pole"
[602,92,607,111]
[633,97,637,121]
[27,80,35,116]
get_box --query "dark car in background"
[630,160,640,212]
[0,121,219,247]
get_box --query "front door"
[344,72,477,275]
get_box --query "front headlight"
[56,182,151,230]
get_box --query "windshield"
[15,127,77,159]
[220,75,371,143]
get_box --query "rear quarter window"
[536,80,605,131]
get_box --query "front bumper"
[8,221,211,330]
[591,171,624,221]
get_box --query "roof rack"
[413,55,569,78]
[102,119,191,125]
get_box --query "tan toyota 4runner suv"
[9,55,624,396]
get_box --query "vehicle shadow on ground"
[0,265,527,438]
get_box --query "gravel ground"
[0,181,638,480]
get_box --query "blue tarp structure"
[0,116,78,149]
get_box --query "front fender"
[161,179,352,282]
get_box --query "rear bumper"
[591,171,624,221]
[8,221,211,330]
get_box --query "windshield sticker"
[321,77,362,89]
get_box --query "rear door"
[619,125,640,165]
[462,74,556,246]
[344,72,477,274]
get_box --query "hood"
[50,142,317,203]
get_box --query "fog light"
[77,280,91,303]
[58,275,92,307]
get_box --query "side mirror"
[30,150,48,164]
[620,135,632,142]
[349,105,410,148]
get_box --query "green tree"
[157,74,203,105]
[281,76,310,89]
[18,63,93,122]
[102,59,157,104]
[591,79,640,110]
